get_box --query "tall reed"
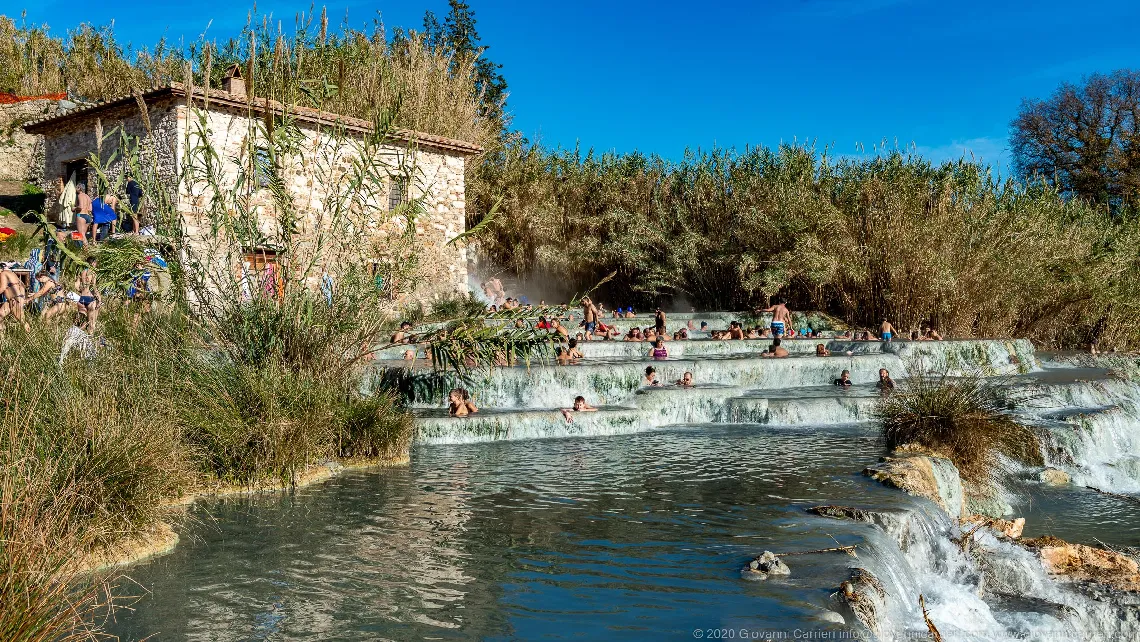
[469,142,1140,349]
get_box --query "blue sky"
[9,0,1140,170]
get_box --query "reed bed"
[0,12,496,152]
[470,142,1140,349]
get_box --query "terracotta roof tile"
[23,83,483,156]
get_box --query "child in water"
[561,396,598,423]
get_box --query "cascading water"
[109,313,1140,641]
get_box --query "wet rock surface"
[741,551,790,580]
[832,568,887,638]
[863,451,965,519]
[1039,467,1072,486]
[962,513,1025,539]
[1020,536,1140,592]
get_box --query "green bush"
[336,391,415,460]
[428,292,489,320]
[470,143,1140,349]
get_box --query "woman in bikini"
[29,269,73,322]
[76,258,100,331]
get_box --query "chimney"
[222,64,245,97]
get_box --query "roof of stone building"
[23,83,484,156]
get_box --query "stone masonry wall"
[32,97,469,307]
[0,99,57,183]
[38,100,179,223]
[174,101,468,307]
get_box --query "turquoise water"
[106,337,1140,641]
[110,424,908,641]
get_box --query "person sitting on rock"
[728,321,745,340]
[762,337,789,358]
[551,318,569,338]
[0,264,31,332]
[595,320,619,340]
[876,368,896,391]
[448,388,478,417]
[561,396,598,423]
[834,370,852,387]
[567,338,584,359]
[555,346,574,365]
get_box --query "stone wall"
[0,99,57,183]
[31,97,470,306]
[37,99,179,223]
[174,102,468,306]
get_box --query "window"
[254,147,273,188]
[240,247,283,300]
[388,176,407,211]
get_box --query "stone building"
[22,72,481,305]
[0,97,58,184]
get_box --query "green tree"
[422,0,508,122]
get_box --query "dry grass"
[0,13,496,151]
[470,143,1140,349]
[875,370,1043,483]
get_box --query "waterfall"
[823,499,1140,641]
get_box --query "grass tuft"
[876,370,1043,483]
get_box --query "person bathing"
[759,298,792,338]
[561,396,598,423]
[448,388,478,417]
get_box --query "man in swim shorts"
[581,296,599,339]
[759,298,792,337]
[880,318,897,342]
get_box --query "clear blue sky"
[9,0,1140,169]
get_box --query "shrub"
[0,229,37,260]
[336,391,414,460]
[876,371,1043,483]
[428,292,489,320]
